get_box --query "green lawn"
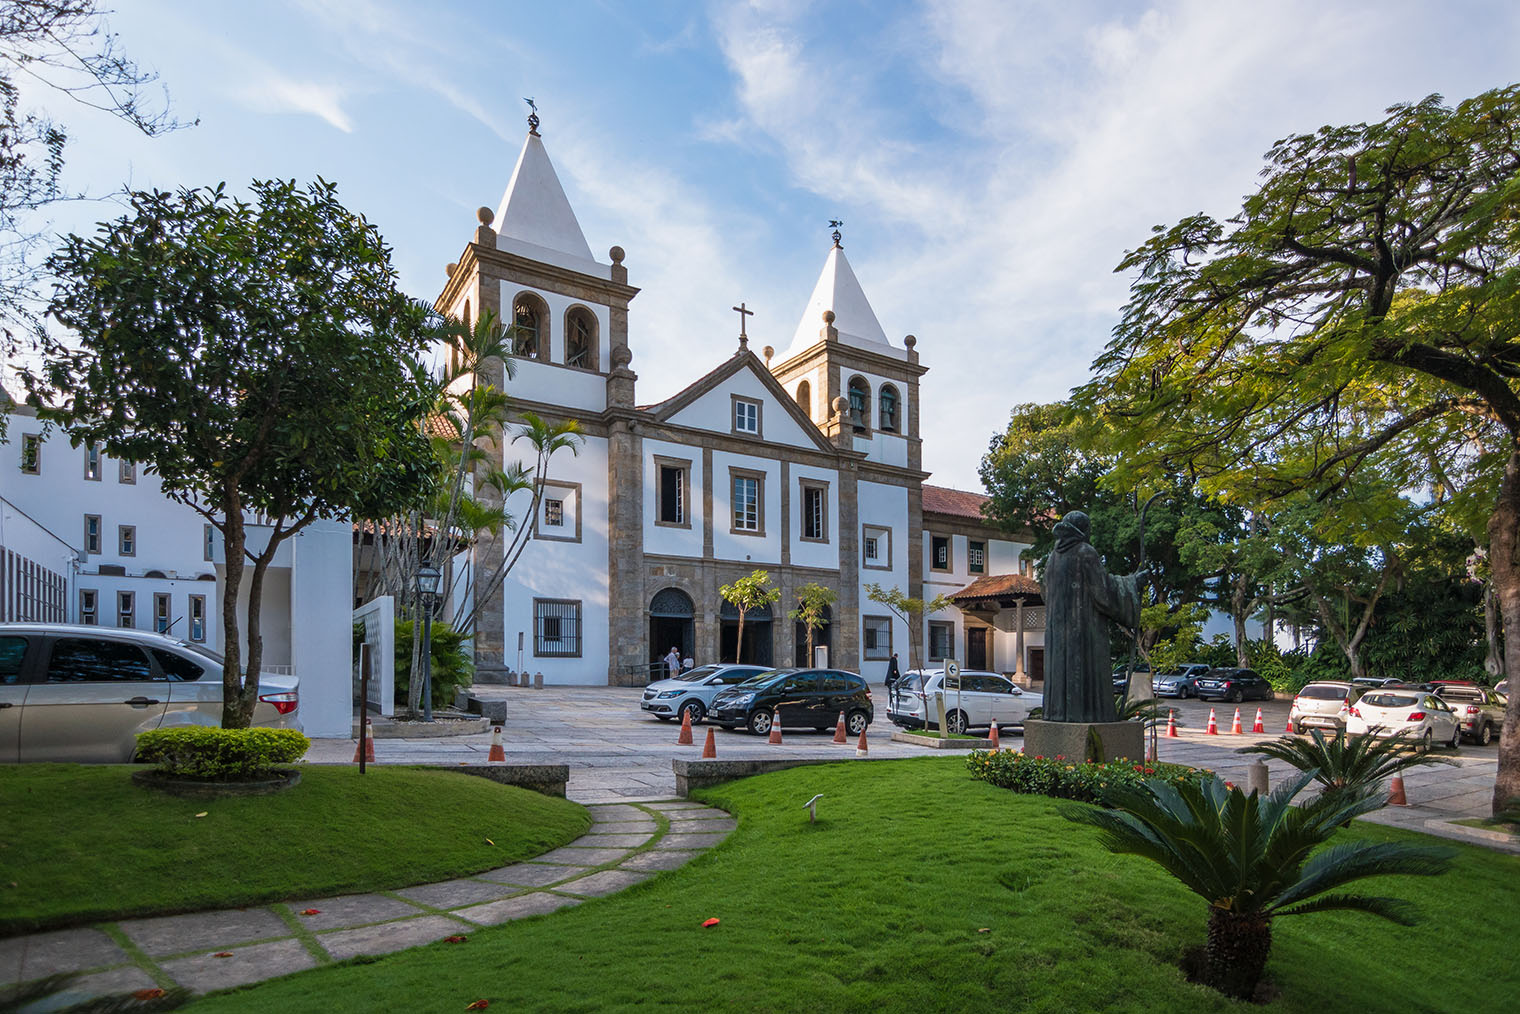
[183,757,1519,1014]
[0,765,589,934]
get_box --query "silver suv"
[1288,681,1364,735]
[1434,685,1506,745]
[0,623,300,763]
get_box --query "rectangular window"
[1020,557,1031,577]
[731,470,763,534]
[119,525,136,557]
[656,460,688,526]
[864,536,878,560]
[117,591,134,629]
[534,599,582,657]
[800,481,828,541]
[931,534,951,571]
[732,397,760,435]
[929,621,955,661]
[119,459,136,484]
[79,589,98,626]
[204,524,215,562]
[862,525,892,570]
[20,433,41,474]
[189,594,206,642]
[84,443,101,481]
[969,541,986,574]
[83,515,101,555]
[153,592,170,634]
[863,615,892,661]
[544,498,564,527]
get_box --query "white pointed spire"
[785,242,893,358]
[493,130,599,272]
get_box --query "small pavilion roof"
[949,573,1044,608]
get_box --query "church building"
[433,119,1045,686]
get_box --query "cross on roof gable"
[644,351,840,455]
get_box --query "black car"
[1111,662,1151,694]
[1194,667,1274,703]
[707,668,873,736]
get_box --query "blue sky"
[25,0,1520,488]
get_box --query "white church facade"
[436,123,1048,686]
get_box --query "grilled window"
[534,599,581,657]
[863,616,892,660]
[929,622,954,661]
[544,498,564,527]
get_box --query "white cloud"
[237,76,355,132]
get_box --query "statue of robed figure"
[1042,510,1143,724]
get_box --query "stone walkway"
[1,801,733,1004]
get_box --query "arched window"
[847,377,870,431]
[796,380,811,419]
[878,384,900,433]
[512,293,546,359]
[564,306,597,370]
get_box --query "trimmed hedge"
[967,748,1212,804]
[135,727,310,780]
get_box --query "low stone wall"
[442,763,570,797]
[672,757,864,797]
[888,731,993,750]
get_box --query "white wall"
[836,365,910,467]
[671,368,819,449]
[711,450,781,565]
[787,462,839,570]
[642,437,705,558]
[856,480,910,681]
[499,279,612,386]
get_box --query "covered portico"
[948,573,1045,682]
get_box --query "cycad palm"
[1065,772,1452,1000]
[1241,727,1455,802]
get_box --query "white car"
[888,668,1041,735]
[639,663,768,724]
[1345,689,1461,751]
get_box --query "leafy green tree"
[1066,773,1453,1000]
[24,179,438,727]
[720,570,781,664]
[863,582,951,671]
[788,582,836,666]
[1078,86,1520,811]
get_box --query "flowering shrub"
[966,749,1212,804]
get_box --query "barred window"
[544,498,564,527]
[534,599,582,657]
[863,615,892,660]
[929,621,954,661]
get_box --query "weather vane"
[829,220,843,246]
[525,97,540,135]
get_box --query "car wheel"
[1421,729,1434,753]
[846,710,870,737]
[946,710,969,735]
[1229,688,1244,704]
[1479,722,1493,746]
[748,710,773,736]
[680,700,705,725]
[1184,685,1195,699]
[1449,725,1462,751]
[1293,722,1304,736]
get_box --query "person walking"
[885,652,900,688]
[664,646,681,679]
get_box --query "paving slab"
[0,926,128,983]
[620,849,704,872]
[475,863,592,888]
[64,964,162,998]
[395,878,518,909]
[160,938,315,993]
[556,870,652,897]
[119,907,289,958]
[644,801,709,811]
[588,805,648,823]
[651,831,730,850]
[319,915,467,961]
[284,893,425,932]
[665,816,737,832]
[534,845,633,865]
[581,820,657,834]
[568,831,653,847]
[664,809,737,822]
[453,892,583,927]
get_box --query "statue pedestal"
[1022,719,1144,763]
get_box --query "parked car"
[1345,689,1461,751]
[1151,664,1213,699]
[639,663,768,724]
[1288,681,1364,735]
[707,668,872,736]
[1433,684,1507,745]
[888,669,1042,734]
[0,623,300,763]
[1349,676,1402,689]
[1111,662,1151,694]
[1194,668,1274,703]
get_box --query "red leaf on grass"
[701,918,720,928]
[445,935,468,943]
[300,909,321,916]
[465,1001,490,1010]
[133,988,167,1000]
[213,952,234,958]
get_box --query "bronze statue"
[1042,510,1142,723]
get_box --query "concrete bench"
[673,757,864,798]
[441,763,570,797]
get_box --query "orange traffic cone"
[1166,709,1178,738]
[701,727,716,759]
[989,720,1000,750]
[855,727,869,757]
[352,719,375,763]
[833,711,847,744]
[487,725,505,762]
[1285,714,1296,734]
[768,710,783,745]
[1205,708,1218,735]
[677,709,693,746]
[1388,774,1408,806]
[1230,708,1243,735]
[1251,708,1265,734]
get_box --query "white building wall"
[711,450,781,565]
[787,462,840,571]
[642,438,705,558]
[856,480,909,681]
[837,365,911,467]
[672,369,818,449]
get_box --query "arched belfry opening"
[565,305,597,370]
[512,292,548,359]
[796,380,811,419]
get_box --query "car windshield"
[1363,693,1419,708]
[675,665,721,682]
[1299,685,1348,700]
[737,669,791,688]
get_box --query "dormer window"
[879,384,900,433]
[847,378,870,432]
[732,397,760,436]
[512,294,546,359]
[565,306,596,370]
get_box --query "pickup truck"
[1434,685,1507,745]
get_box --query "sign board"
[945,660,960,679]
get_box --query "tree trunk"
[219,493,246,729]
[1483,579,1504,679]
[235,549,272,727]
[1204,907,1272,1001]
[734,611,745,665]
[1488,450,1520,815]
[1231,572,1251,667]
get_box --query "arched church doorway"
[648,587,695,676]
[794,605,832,667]
[720,599,773,666]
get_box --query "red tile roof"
[949,572,1044,605]
[922,484,990,520]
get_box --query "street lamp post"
[417,564,442,722]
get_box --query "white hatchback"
[1345,689,1461,751]
[888,669,1041,735]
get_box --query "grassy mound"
[0,765,589,934]
[181,757,1518,1013]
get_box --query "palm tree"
[1240,727,1456,805]
[1065,772,1453,1000]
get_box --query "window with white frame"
[84,444,101,480]
[655,458,689,527]
[929,621,954,661]
[731,470,762,534]
[119,525,136,557]
[534,599,581,657]
[83,515,101,555]
[79,589,98,625]
[189,594,206,642]
[862,524,892,570]
[732,397,760,435]
[863,615,892,660]
[153,592,170,634]
[119,459,136,484]
[117,591,134,628]
[969,540,986,574]
[800,481,828,541]
[20,433,40,474]
[931,534,951,571]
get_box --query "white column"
[1013,596,1026,680]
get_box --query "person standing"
[885,652,900,688]
[664,646,681,679]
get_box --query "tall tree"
[789,582,837,666]
[24,179,438,727]
[1078,85,1520,812]
[719,570,780,664]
